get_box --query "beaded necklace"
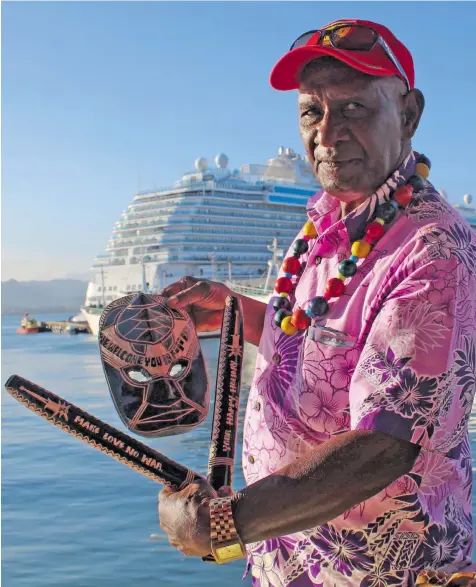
[273,154,431,336]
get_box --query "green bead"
[293,239,309,255]
[338,259,357,277]
[274,309,291,327]
[308,296,329,317]
[416,154,431,169]
[272,296,291,312]
[377,202,397,223]
[408,174,425,192]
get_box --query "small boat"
[16,313,40,334]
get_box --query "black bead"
[377,202,397,223]
[408,174,425,192]
[416,154,431,169]
[274,309,291,327]
[338,259,357,277]
[308,296,329,317]
[293,238,309,255]
[272,296,291,312]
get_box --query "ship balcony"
[106,222,300,251]
[113,211,303,235]
[133,180,267,201]
[127,196,307,220]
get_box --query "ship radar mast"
[264,237,284,293]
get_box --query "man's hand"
[158,480,224,557]
[160,276,267,346]
[161,277,232,333]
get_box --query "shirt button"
[254,401,261,411]
[315,256,322,266]
[248,455,255,464]
[272,353,281,365]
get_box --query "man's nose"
[316,111,349,148]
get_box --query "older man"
[158,19,476,587]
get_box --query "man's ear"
[402,89,425,140]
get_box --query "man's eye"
[342,102,366,117]
[301,108,322,120]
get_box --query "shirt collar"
[307,151,416,243]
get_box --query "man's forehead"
[298,77,376,103]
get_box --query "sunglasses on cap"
[290,24,411,91]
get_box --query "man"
[158,19,476,587]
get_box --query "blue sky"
[2,1,475,281]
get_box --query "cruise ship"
[81,148,476,337]
[81,147,320,335]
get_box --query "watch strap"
[209,497,246,563]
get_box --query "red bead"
[325,277,345,298]
[363,235,373,243]
[291,308,311,330]
[394,185,413,207]
[365,221,385,241]
[323,291,332,300]
[275,277,293,295]
[282,256,301,275]
[302,235,311,241]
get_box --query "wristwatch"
[209,497,246,564]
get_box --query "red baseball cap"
[270,19,415,91]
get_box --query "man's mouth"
[318,158,361,168]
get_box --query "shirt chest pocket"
[295,326,359,437]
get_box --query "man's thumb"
[217,486,233,497]
[167,283,202,309]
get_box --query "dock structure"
[43,321,92,334]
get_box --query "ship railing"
[114,210,304,232]
[225,281,271,297]
[134,180,268,198]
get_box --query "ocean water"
[2,315,475,587]
[1,315,254,587]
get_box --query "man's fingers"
[167,281,210,309]
[158,485,177,503]
[160,277,197,299]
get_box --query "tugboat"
[16,313,40,334]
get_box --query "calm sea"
[2,315,475,586]
[1,315,254,587]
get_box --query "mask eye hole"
[125,367,153,383]
[168,359,189,379]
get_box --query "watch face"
[215,543,245,563]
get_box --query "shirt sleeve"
[349,252,475,459]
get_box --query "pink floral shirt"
[242,152,476,587]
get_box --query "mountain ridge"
[1,278,88,316]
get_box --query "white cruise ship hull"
[81,287,271,338]
[80,306,102,337]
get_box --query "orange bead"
[351,240,371,259]
[302,221,318,239]
[291,308,311,330]
[394,185,413,207]
[415,162,430,179]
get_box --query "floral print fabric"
[242,152,476,586]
